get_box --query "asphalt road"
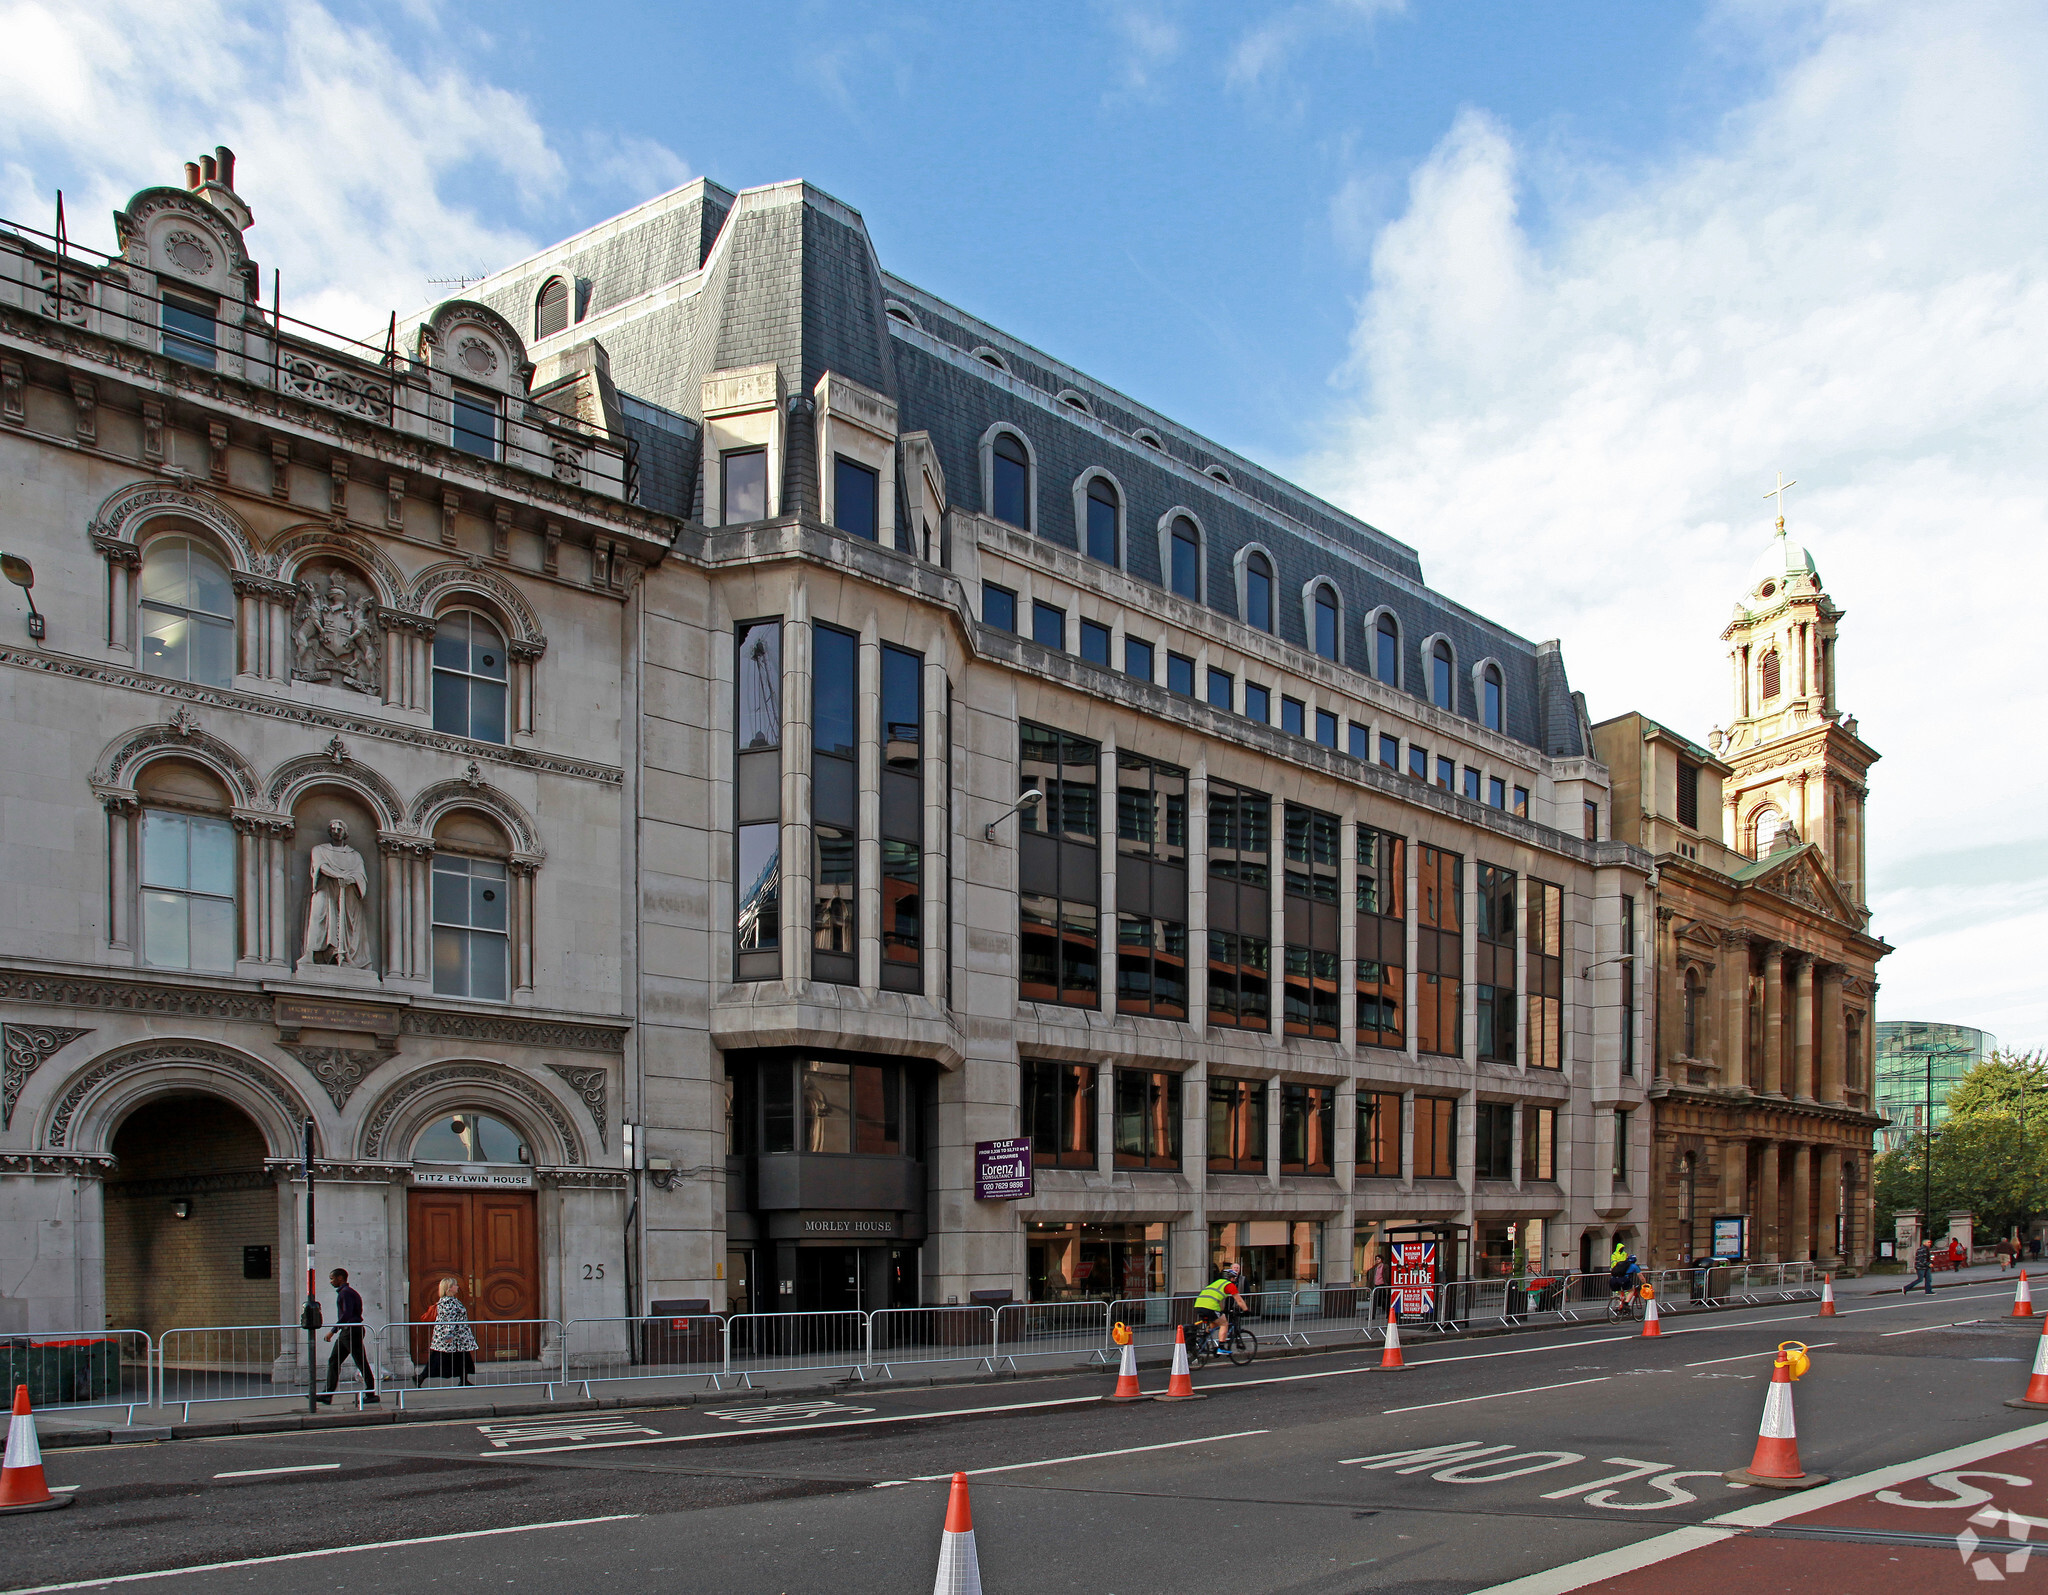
[7,1283,2043,1594]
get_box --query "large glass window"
[161,290,218,368]
[1283,803,1339,1040]
[1207,1078,1267,1173]
[1021,1059,1094,1168]
[140,809,234,973]
[1114,1069,1182,1169]
[452,387,499,460]
[812,624,860,983]
[1019,724,1099,1006]
[992,432,1030,529]
[722,447,768,523]
[1414,1096,1457,1179]
[1475,864,1517,1064]
[1207,781,1271,1030]
[432,854,509,1000]
[735,620,782,974]
[1619,894,1637,1076]
[1357,1090,1401,1177]
[1475,1102,1514,1179]
[1418,845,1462,1057]
[1314,586,1339,661]
[880,644,923,993]
[1280,1083,1334,1174]
[1085,476,1119,565]
[801,1058,902,1155]
[1027,1221,1167,1304]
[1115,753,1188,1020]
[834,456,880,540]
[431,611,508,743]
[1522,1105,1556,1181]
[1169,516,1201,600]
[1356,827,1406,1050]
[139,537,235,688]
[1375,612,1400,684]
[1245,553,1273,632]
[1528,881,1565,1069]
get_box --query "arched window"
[1313,585,1339,662]
[431,809,512,1000]
[991,432,1030,530]
[1760,648,1782,700]
[136,758,235,974]
[1683,969,1701,1057]
[1245,552,1273,632]
[139,536,235,687]
[1431,639,1454,709]
[1169,516,1201,600]
[1482,665,1503,731]
[413,1110,531,1165]
[432,611,509,744]
[1375,612,1399,685]
[1754,807,1783,857]
[534,277,569,340]
[1084,476,1119,566]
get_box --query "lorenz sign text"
[974,1138,1033,1200]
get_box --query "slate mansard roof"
[455,179,1588,759]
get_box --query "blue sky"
[4,0,2045,1045]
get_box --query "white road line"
[479,1394,1098,1456]
[1882,1318,1984,1336]
[212,1463,342,1479]
[1381,1377,1614,1415]
[0,1515,640,1595]
[873,1429,1270,1487]
[1683,1342,1835,1368]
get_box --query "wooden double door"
[406,1189,540,1360]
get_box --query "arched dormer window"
[1135,429,1164,450]
[971,346,1010,374]
[1374,611,1400,686]
[1311,584,1340,662]
[1083,474,1120,567]
[432,610,509,744]
[535,277,569,340]
[1430,638,1455,710]
[1760,647,1782,701]
[1058,388,1092,416]
[139,535,235,688]
[1169,515,1201,601]
[884,300,920,330]
[990,430,1031,531]
[1244,551,1273,633]
[1205,465,1233,487]
[1481,663,1504,732]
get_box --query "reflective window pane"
[737,621,782,750]
[723,448,767,522]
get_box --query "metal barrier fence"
[562,1314,729,1394]
[865,1307,999,1377]
[158,1324,308,1419]
[3,1330,153,1422]
[725,1310,867,1386]
[379,1318,564,1409]
[993,1300,1110,1369]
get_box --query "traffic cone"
[2005,1314,2048,1409]
[1640,1292,1662,1337]
[1723,1353,1827,1489]
[1106,1337,1146,1401]
[0,1385,70,1514]
[1380,1303,1405,1370]
[1153,1326,1203,1401]
[930,1471,981,1595]
[2012,1271,2034,1319]
[1817,1275,1837,1317]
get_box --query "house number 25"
[582,1263,606,1280]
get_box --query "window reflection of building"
[1210,1219,1322,1297]
[1025,1221,1167,1304]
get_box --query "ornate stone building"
[1594,517,1887,1270]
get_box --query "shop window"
[1020,1059,1095,1168]
[1413,1096,1457,1180]
[1475,1102,1514,1179]
[880,643,923,993]
[139,536,235,688]
[140,807,235,974]
[1207,1077,1266,1174]
[1027,1221,1167,1304]
[1206,780,1270,1030]
[1280,1083,1334,1175]
[1527,880,1565,1069]
[1356,1090,1401,1177]
[834,456,880,540]
[1211,1219,1322,1296]
[735,619,782,978]
[1475,863,1517,1064]
[1113,1068,1182,1170]
[432,610,509,744]
[1522,1105,1557,1181]
[1018,723,1100,1005]
[1356,826,1406,1050]
[1282,803,1339,1039]
[1417,845,1462,1057]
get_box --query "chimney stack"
[201,154,217,182]
[184,162,202,191]
[216,147,235,189]
[185,145,254,235]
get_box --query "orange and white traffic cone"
[1723,1351,1827,1489]
[1640,1291,1662,1337]
[2005,1313,2048,1409]
[1154,1326,1203,1401]
[1106,1337,1145,1401]
[1380,1304,1405,1370]
[0,1384,70,1514]
[2012,1270,2034,1319]
[930,1471,981,1595]
[1817,1275,1837,1317]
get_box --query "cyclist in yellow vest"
[1193,1263,1245,1348]
[1610,1239,1628,1271]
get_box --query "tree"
[1876,1052,2048,1246]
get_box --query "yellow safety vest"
[1194,1278,1233,1311]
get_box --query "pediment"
[1744,844,1856,925]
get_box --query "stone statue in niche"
[302,820,372,969]
[291,567,383,694]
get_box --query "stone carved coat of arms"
[291,566,383,694]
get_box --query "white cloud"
[1227,0,1407,95]
[1304,0,2048,1045]
[0,0,687,336]
[1100,1,1184,100]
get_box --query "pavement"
[4,1277,2045,1593]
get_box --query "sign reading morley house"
[974,1139,1033,1200]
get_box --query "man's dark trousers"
[326,1326,375,1396]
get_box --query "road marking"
[476,1394,1097,1456]
[477,1419,661,1447]
[873,1429,1270,1486]
[1684,1342,1836,1367]
[212,1463,342,1479]
[707,1401,874,1424]
[1883,1318,1985,1336]
[1381,1376,1613,1415]
[0,1515,640,1594]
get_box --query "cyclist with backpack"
[1193,1262,1246,1350]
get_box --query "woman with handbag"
[417,1275,479,1387]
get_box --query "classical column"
[1792,955,1816,1101]
[1720,931,1750,1087]
[1817,1146,1844,1266]
[1655,908,1677,1080]
[102,794,137,949]
[1819,966,1845,1104]
[1789,1144,1813,1263]
[1760,946,1784,1096]
[1757,1143,1780,1261]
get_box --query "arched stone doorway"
[104,1094,277,1338]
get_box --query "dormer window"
[1431,639,1454,709]
[452,386,500,460]
[160,289,217,369]
[535,277,569,339]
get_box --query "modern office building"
[1875,1022,1996,1152]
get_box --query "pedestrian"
[2033,1236,2043,1261]
[1997,1238,2017,1272]
[1947,1237,1966,1272]
[316,1267,378,1406]
[415,1275,478,1387]
[1909,1237,1934,1295]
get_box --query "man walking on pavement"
[1908,1237,1934,1295]
[318,1267,378,1405]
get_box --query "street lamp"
[984,788,1044,842]
[1,551,45,640]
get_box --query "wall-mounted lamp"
[170,1199,192,1219]
[985,788,1044,843]
[1580,953,1636,979]
[1,551,44,641]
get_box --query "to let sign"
[1390,1240,1437,1318]
[974,1138,1032,1200]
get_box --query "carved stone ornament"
[546,1063,609,1150]
[291,563,383,694]
[360,1063,584,1165]
[2,1024,93,1130]
[164,231,215,275]
[46,1042,307,1149]
[279,1043,394,1111]
[456,336,499,377]
[301,820,373,970]
[1773,862,1823,910]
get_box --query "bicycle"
[1189,1314,1258,1369]
[1607,1284,1644,1322]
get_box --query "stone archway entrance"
[104,1094,277,1339]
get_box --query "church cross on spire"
[1764,470,1797,532]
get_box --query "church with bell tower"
[1593,489,1889,1272]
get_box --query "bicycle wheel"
[1227,1329,1257,1367]
[1188,1334,1213,1371]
